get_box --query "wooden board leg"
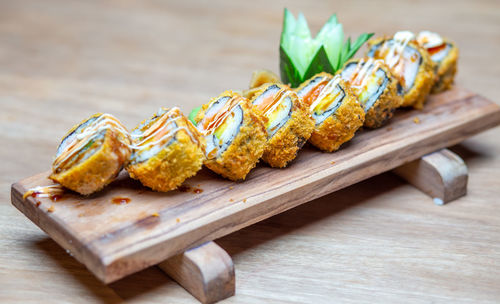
[158,241,235,304]
[393,149,468,205]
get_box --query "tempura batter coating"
[296,72,365,152]
[251,83,314,167]
[431,40,458,93]
[127,108,206,192]
[50,113,131,195]
[195,91,267,181]
[243,70,282,100]
[249,69,281,89]
[364,79,401,128]
[339,59,402,129]
[367,37,436,109]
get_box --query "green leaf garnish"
[303,46,334,81]
[280,46,303,88]
[346,32,374,63]
[279,8,374,87]
[188,106,201,125]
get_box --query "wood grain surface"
[158,241,235,304]
[2,0,500,303]
[393,149,469,204]
[10,86,500,283]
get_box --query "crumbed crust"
[367,37,436,109]
[50,124,131,195]
[338,59,403,128]
[196,91,267,181]
[299,73,365,152]
[127,109,206,192]
[251,83,314,167]
[431,40,458,93]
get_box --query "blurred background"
[1,1,499,303]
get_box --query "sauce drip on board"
[111,197,131,205]
[23,184,65,200]
[177,184,203,194]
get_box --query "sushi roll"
[195,91,267,181]
[251,83,314,167]
[296,72,365,152]
[339,58,403,129]
[50,113,132,195]
[243,69,282,100]
[126,107,206,192]
[366,31,436,109]
[416,31,458,93]
[249,69,281,90]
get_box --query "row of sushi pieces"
[39,30,457,196]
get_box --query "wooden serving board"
[11,87,500,284]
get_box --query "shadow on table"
[33,237,183,303]
[31,142,490,303]
[216,170,404,258]
[216,141,491,258]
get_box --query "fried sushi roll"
[50,113,132,195]
[296,72,364,152]
[251,83,314,167]
[416,31,458,93]
[367,31,436,109]
[243,69,282,100]
[126,107,206,192]
[339,58,403,129]
[195,91,267,181]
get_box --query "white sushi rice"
[311,85,345,126]
[367,40,421,92]
[252,85,292,138]
[341,62,389,111]
[203,97,243,158]
[131,122,177,164]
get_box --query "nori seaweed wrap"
[50,113,132,195]
[367,31,436,109]
[296,72,365,152]
[251,83,314,167]
[127,107,206,192]
[195,91,267,181]
[416,31,458,93]
[339,58,402,128]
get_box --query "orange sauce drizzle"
[371,32,415,88]
[53,114,130,172]
[23,184,65,200]
[112,197,131,205]
[309,75,342,113]
[198,95,244,136]
[427,44,447,55]
[302,78,329,106]
[348,58,384,90]
[254,88,293,117]
[132,107,203,151]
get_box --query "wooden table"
[1,0,499,302]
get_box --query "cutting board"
[11,86,500,283]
